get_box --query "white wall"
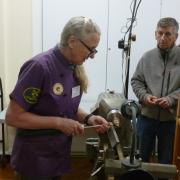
[0,0,5,97]
[0,0,32,153]
[1,0,180,153]
[35,0,180,113]
[1,0,179,107]
[31,0,180,153]
[1,0,32,105]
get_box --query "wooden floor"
[0,156,93,180]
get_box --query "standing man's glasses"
[78,39,98,57]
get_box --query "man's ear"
[175,33,178,40]
[155,31,158,40]
[68,35,77,49]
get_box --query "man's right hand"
[144,95,158,106]
[56,118,84,136]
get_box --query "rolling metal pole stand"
[124,0,137,99]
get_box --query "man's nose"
[161,33,166,40]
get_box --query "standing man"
[131,17,180,179]
[5,16,109,180]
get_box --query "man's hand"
[88,115,110,133]
[144,95,158,106]
[155,97,170,109]
[57,118,84,136]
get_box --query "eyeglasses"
[78,39,98,57]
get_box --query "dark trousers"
[137,115,175,163]
[137,115,175,180]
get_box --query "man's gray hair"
[157,17,179,32]
[60,16,101,47]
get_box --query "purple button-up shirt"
[10,45,82,177]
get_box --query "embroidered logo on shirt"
[23,87,40,104]
[53,83,63,95]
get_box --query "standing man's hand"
[144,95,158,106]
[155,97,170,109]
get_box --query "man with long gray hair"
[5,16,109,180]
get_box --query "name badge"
[72,85,80,98]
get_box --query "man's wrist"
[84,114,93,125]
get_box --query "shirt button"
[63,93,67,97]
[60,73,64,77]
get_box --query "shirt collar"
[53,44,76,71]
